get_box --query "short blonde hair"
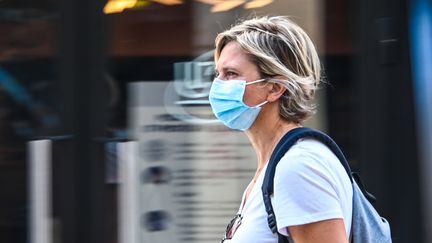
[215,16,321,123]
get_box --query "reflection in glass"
[142,210,172,232]
[141,165,173,184]
[0,2,58,243]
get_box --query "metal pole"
[28,140,53,243]
[118,141,139,243]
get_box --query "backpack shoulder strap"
[261,127,353,234]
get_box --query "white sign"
[128,80,255,243]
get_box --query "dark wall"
[324,0,422,242]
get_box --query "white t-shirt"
[224,138,353,243]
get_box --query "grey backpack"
[262,127,392,243]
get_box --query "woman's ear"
[267,82,286,102]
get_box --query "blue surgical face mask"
[208,78,268,131]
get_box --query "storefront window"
[0,1,423,242]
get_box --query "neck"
[245,112,300,171]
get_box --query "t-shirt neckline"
[239,162,269,215]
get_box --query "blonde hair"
[215,16,321,123]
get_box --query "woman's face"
[215,41,268,107]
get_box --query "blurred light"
[0,67,33,107]
[244,0,273,9]
[211,0,246,12]
[104,0,274,14]
[195,0,221,4]
[103,0,138,14]
[152,0,183,5]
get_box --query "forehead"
[216,41,256,71]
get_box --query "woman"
[208,16,353,243]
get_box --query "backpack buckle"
[267,212,278,233]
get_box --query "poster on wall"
[127,56,256,243]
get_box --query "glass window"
[0,1,59,243]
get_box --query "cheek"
[243,87,266,106]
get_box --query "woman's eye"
[226,71,237,78]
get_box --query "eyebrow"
[214,66,240,74]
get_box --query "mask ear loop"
[253,100,268,108]
[245,78,267,85]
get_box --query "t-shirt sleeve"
[272,141,345,236]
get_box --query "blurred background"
[0,0,431,243]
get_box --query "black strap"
[261,127,353,236]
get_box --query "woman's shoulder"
[274,137,349,182]
[279,138,339,166]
